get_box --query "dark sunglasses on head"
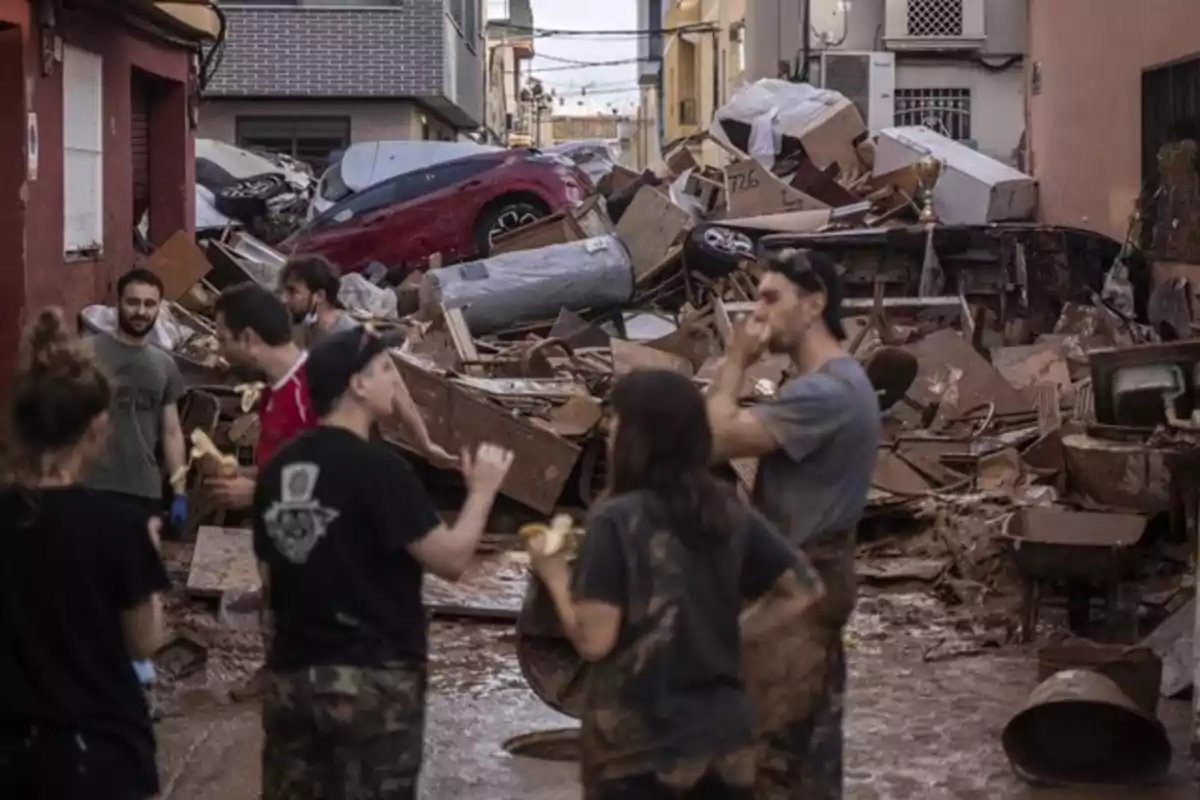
[767,248,827,294]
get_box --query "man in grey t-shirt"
[707,248,880,799]
[84,268,188,528]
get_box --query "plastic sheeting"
[421,235,634,335]
[339,272,398,320]
[710,80,849,170]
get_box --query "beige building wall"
[198,100,425,144]
[1027,0,1200,240]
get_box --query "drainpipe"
[797,0,812,82]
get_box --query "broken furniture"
[1004,507,1147,644]
[1089,340,1200,428]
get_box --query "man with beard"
[207,283,316,512]
[84,267,188,532]
[705,248,880,799]
[279,256,455,468]
[84,268,187,696]
[279,255,358,348]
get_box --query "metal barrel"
[1001,668,1172,787]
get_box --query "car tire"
[213,173,287,221]
[473,201,547,257]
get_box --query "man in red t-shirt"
[208,284,317,510]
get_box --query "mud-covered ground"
[153,566,1199,800]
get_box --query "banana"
[189,429,240,478]
[520,513,577,557]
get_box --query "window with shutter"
[63,45,104,255]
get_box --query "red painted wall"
[0,0,196,390]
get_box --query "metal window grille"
[679,98,698,127]
[906,0,964,37]
[894,88,972,141]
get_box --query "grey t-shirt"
[83,333,185,500]
[304,313,360,347]
[750,356,880,547]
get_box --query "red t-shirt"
[256,353,316,467]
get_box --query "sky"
[486,0,642,116]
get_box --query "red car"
[280,149,591,276]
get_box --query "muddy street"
[153,583,1199,800]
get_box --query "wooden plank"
[442,304,481,372]
[186,526,259,599]
[386,355,581,514]
[614,186,691,282]
[145,230,212,302]
[610,337,694,378]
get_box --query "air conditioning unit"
[819,51,895,132]
[884,0,986,50]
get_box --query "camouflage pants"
[753,640,846,800]
[261,662,426,800]
[748,532,855,800]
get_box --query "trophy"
[915,155,943,224]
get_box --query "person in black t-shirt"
[529,369,826,799]
[0,309,169,800]
[253,327,513,800]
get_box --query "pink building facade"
[1026,0,1200,242]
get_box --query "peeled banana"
[519,513,582,558]
[189,429,239,478]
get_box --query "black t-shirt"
[570,490,800,782]
[0,486,169,794]
[253,426,442,672]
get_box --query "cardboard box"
[782,95,868,177]
[873,126,1039,225]
[724,159,828,218]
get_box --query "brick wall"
[205,4,444,98]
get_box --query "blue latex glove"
[132,659,157,685]
[169,494,187,528]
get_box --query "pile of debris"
[117,79,1198,720]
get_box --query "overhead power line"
[513,57,653,74]
[500,22,719,38]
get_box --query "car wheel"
[213,173,287,222]
[216,173,286,201]
[474,202,546,256]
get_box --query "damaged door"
[131,71,151,230]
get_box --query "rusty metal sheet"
[186,526,259,599]
[904,330,1034,418]
[387,355,581,514]
[990,342,1073,401]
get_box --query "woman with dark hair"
[530,369,826,799]
[0,310,169,800]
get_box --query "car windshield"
[320,162,352,203]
